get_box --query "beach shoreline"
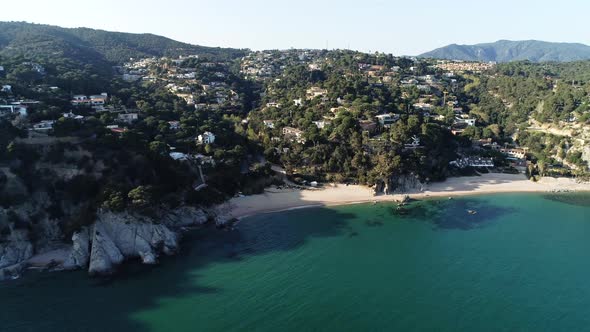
[227,173,590,219]
[25,173,589,268]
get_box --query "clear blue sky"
[1,0,588,55]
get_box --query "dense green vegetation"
[246,51,458,185]
[0,23,589,238]
[0,25,254,235]
[459,61,590,177]
[0,22,247,64]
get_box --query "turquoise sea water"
[1,193,590,332]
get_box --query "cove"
[1,193,589,332]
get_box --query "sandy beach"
[25,173,589,267]
[227,173,590,219]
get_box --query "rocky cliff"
[374,174,425,195]
[0,229,34,280]
[1,205,232,280]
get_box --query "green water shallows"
[1,193,590,332]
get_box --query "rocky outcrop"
[206,203,235,227]
[84,212,177,275]
[0,204,212,279]
[65,206,209,276]
[63,228,90,269]
[0,229,34,280]
[374,174,425,195]
[162,206,208,227]
[88,221,126,275]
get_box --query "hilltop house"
[168,121,181,130]
[375,113,400,127]
[118,113,138,124]
[89,94,108,105]
[306,87,328,100]
[313,120,331,129]
[63,112,84,121]
[413,102,432,112]
[266,102,281,108]
[0,104,28,117]
[263,120,276,129]
[32,120,55,131]
[197,131,216,145]
[169,152,190,161]
[71,93,108,107]
[282,127,305,144]
[451,116,476,134]
[454,116,476,126]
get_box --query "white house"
[263,120,275,129]
[71,93,108,106]
[313,120,331,129]
[168,121,181,130]
[118,113,138,124]
[375,113,400,126]
[63,112,84,121]
[293,98,303,106]
[90,93,108,105]
[198,131,216,145]
[454,117,476,126]
[169,152,190,161]
[1,85,11,92]
[0,105,27,117]
[450,157,494,168]
[32,120,55,131]
[413,103,432,112]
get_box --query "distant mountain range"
[0,21,246,65]
[419,40,590,63]
[3,22,590,66]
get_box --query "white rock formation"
[0,229,34,280]
[63,228,90,269]
[86,212,179,275]
[1,205,210,279]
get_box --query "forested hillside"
[1,27,589,279]
[0,21,246,69]
[420,40,590,62]
[461,60,590,175]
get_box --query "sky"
[1,0,589,55]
